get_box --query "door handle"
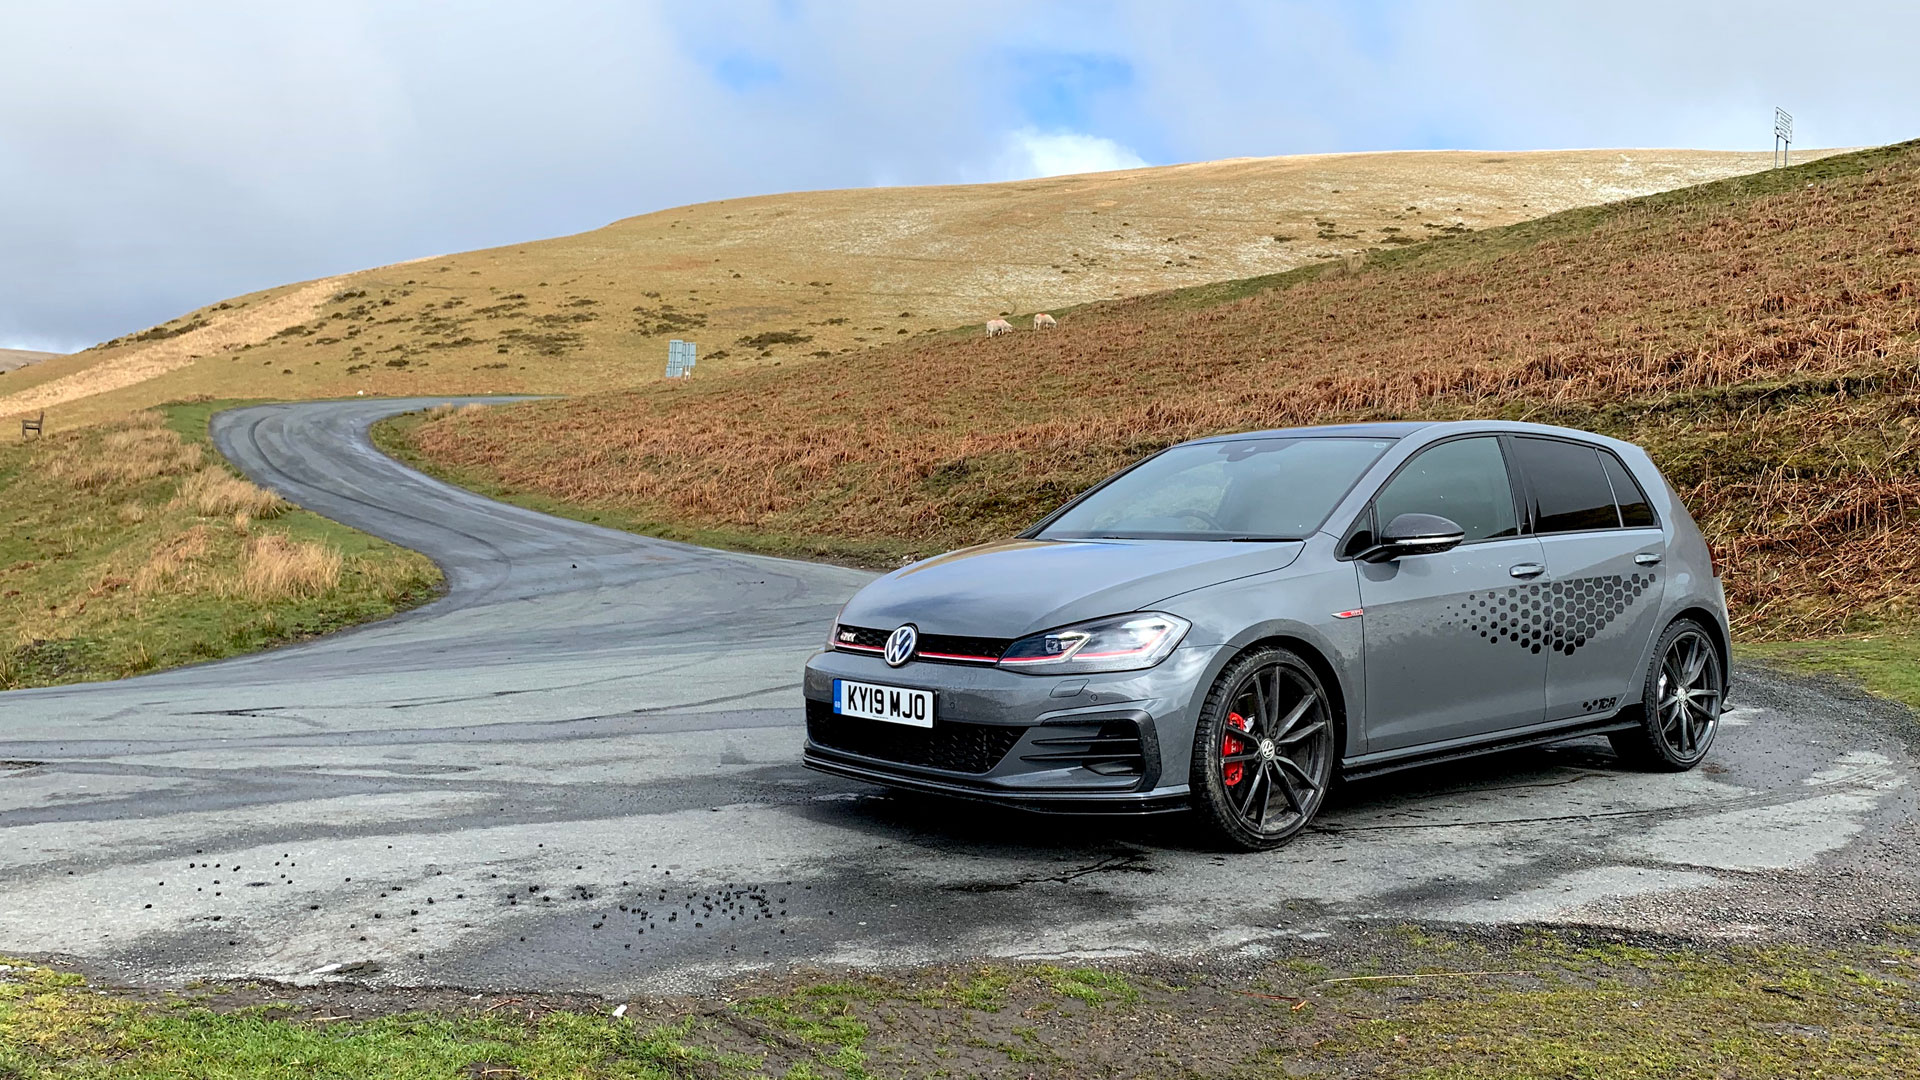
[1509,563,1545,578]
[1635,552,1663,565]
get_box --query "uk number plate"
[833,679,934,728]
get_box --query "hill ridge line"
[1,277,343,420]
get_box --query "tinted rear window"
[1601,452,1657,528]
[1513,437,1619,533]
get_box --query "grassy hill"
[1,148,1818,431]
[388,142,1920,646]
[0,348,59,375]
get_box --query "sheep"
[1033,312,1057,330]
[984,318,1013,337]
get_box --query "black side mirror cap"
[1360,513,1466,561]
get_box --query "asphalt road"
[1,398,1915,995]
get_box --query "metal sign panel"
[666,339,698,378]
[1774,107,1793,168]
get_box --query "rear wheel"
[1189,647,1336,851]
[1610,618,1724,770]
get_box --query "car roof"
[1181,421,1435,444]
[1182,419,1642,453]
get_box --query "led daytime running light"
[997,613,1189,674]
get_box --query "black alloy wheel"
[1611,618,1724,770]
[1191,647,1337,851]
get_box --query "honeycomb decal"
[1445,573,1655,656]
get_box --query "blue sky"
[3,0,1917,350]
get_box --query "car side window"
[1513,437,1620,533]
[1600,451,1657,528]
[1372,437,1519,543]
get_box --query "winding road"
[1,398,1915,994]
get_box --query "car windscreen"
[1035,437,1397,541]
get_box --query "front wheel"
[1610,618,1724,770]
[1189,647,1337,851]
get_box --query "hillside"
[0,348,59,375]
[0,148,1826,430]
[391,142,1920,642]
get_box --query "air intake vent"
[1020,721,1146,777]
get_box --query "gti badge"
[883,624,918,667]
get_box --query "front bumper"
[800,645,1218,813]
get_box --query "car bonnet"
[836,537,1305,640]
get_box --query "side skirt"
[1339,715,1639,783]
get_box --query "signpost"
[1774,107,1793,168]
[666,339,697,378]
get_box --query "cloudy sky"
[3,1,1917,351]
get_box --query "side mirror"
[1362,513,1466,561]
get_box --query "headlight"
[825,604,847,651]
[997,612,1190,674]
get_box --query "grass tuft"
[177,465,289,518]
[238,532,343,600]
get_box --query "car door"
[1353,435,1549,751]
[1507,436,1669,722]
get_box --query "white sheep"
[1033,312,1057,330]
[984,318,1014,337]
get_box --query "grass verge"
[0,399,441,689]
[1743,637,1920,711]
[4,926,1917,1077]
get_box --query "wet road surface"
[1,398,1915,994]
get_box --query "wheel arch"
[1232,633,1353,759]
[1669,605,1732,693]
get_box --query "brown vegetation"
[404,143,1920,640]
[133,524,214,595]
[177,466,290,518]
[237,533,343,600]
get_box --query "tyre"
[1610,617,1724,771]
[1189,647,1337,851]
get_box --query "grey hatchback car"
[802,421,1729,849]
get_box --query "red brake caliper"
[1222,712,1249,786]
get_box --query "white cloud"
[995,128,1151,180]
[5,1,1920,347]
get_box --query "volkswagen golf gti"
[802,421,1729,849]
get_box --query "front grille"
[1019,721,1147,777]
[833,624,1013,664]
[807,700,1024,774]
[834,625,889,650]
